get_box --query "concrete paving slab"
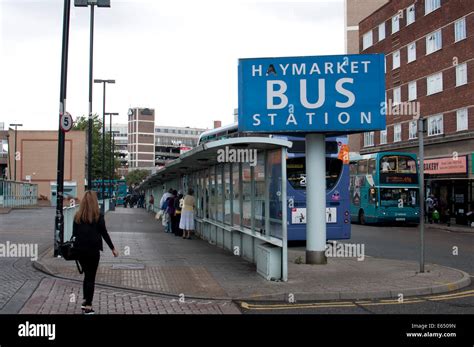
[34,207,471,302]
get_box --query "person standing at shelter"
[166,190,177,233]
[179,188,195,239]
[73,191,119,315]
[173,191,184,237]
[148,194,154,212]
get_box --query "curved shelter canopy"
[140,136,292,281]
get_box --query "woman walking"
[179,188,195,239]
[73,191,119,314]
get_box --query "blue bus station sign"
[238,54,386,133]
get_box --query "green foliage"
[125,169,150,187]
[73,114,120,181]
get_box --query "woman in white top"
[179,188,196,239]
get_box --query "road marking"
[239,289,474,311]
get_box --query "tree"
[73,114,120,182]
[125,169,150,188]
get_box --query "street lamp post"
[94,79,115,213]
[74,0,111,191]
[105,112,119,198]
[9,123,23,181]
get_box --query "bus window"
[380,155,417,174]
[287,157,343,190]
[349,162,357,176]
[327,158,343,190]
[368,159,376,176]
[357,160,368,175]
[369,187,377,205]
[380,188,418,207]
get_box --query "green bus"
[349,152,420,224]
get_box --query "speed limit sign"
[60,112,74,132]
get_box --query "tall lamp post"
[74,0,111,191]
[105,112,119,199]
[94,79,115,213]
[9,123,23,181]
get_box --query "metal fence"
[62,199,112,242]
[0,179,38,208]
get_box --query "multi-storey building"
[359,0,474,224]
[345,0,390,152]
[127,107,156,170]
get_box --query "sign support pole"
[54,0,71,257]
[305,133,327,264]
[418,118,425,273]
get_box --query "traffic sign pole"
[306,133,327,264]
[55,0,71,257]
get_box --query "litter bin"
[110,199,116,211]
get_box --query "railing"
[62,199,112,242]
[0,179,38,208]
[63,204,80,242]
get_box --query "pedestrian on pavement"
[73,190,119,315]
[148,194,154,212]
[173,191,184,237]
[179,188,195,239]
[425,195,434,223]
[166,190,177,233]
[159,188,173,210]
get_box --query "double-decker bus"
[198,125,351,241]
[349,152,420,224]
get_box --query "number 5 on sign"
[60,112,74,132]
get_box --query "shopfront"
[424,155,473,225]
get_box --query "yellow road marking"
[240,289,474,311]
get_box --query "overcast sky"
[0,0,344,131]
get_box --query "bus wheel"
[358,210,366,225]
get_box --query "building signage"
[424,156,467,175]
[238,54,386,133]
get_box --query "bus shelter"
[140,137,292,281]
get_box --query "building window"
[428,114,443,136]
[409,121,417,139]
[426,30,442,55]
[408,81,417,101]
[393,87,401,105]
[392,15,400,34]
[456,108,468,131]
[425,0,441,15]
[456,63,467,86]
[364,132,374,147]
[363,31,373,50]
[407,4,416,25]
[394,123,402,142]
[427,72,443,95]
[378,22,386,41]
[392,50,400,70]
[407,42,416,63]
[455,17,466,42]
[380,129,387,144]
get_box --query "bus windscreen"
[287,157,343,190]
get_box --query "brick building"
[345,0,390,152]
[359,0,474,224]
[6,130,86,204]
[127,107,155,170]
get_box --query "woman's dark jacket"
[72,214,115,254]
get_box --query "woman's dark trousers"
[79,252,100,306]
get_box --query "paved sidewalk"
[426,223,474,233]
[35,208,471,302]
[20,278,239,314]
